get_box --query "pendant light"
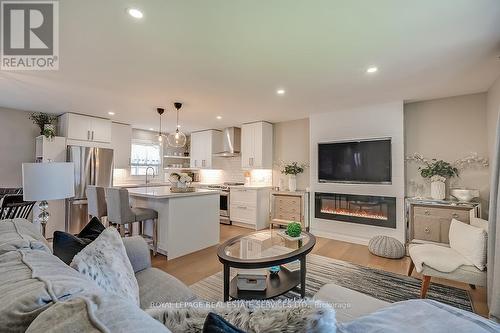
[157,107,165,142]
[167,102,187,147]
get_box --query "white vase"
[288,175,297,192]
[430,181,446,200]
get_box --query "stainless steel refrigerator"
[66,145,113,234]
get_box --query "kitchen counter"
[128,186,219,199]
[129,186,220,260]
[228,185,273,189]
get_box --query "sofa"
[1,218,499,333]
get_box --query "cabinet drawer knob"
[424,227,430,233]
[452,213,459,219]
[424,210,430,215]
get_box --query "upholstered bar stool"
[105,187,158,255]
[86,186,108,225]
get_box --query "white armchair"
[407,218,488,298]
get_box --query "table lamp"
[22,162,75,237]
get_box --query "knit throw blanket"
[146,299,337,333]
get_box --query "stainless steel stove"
[207,182,244,224]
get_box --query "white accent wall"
[309,101,405,244]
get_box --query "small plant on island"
[286,222,302,238]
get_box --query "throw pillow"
[147,300,337,333]
[470,217,488,233]
[203,312,246,333]
[70,227,140,306]
[53,217,105,265]
[449,219,487,270]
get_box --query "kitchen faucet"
[145,166,155,185]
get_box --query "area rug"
[190,254,473,312]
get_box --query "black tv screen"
[318,139,392,183]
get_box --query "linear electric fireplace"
[315,192,396,228]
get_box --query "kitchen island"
[128,186,220,260]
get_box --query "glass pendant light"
[167,102,187,147]
[157,107,165,142]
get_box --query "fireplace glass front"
[315,192,396,228]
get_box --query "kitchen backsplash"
[199,156,272,185]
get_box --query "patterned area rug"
[190,254,473,312]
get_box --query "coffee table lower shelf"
[229,269,301,300]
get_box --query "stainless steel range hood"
[213,127,241,157]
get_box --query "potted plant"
[280,161,307,192]
[29,112,58,138]
[418,159,458,200]
[286,222,302,238]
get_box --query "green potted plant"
[280,161,308,192]
[286,222,302,238]
[29,112,58,138]
[418,159,458,200]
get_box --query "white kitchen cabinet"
[230,187,271,229]
[111,122,132,169]
[241,121,273,169]
[190,129,222,169]
[58,113,112,143]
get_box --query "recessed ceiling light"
[108,111,115,115]
[127,8,143,19]
[366,66,378,73]
[216,116,222,120]
[276,89,285,95]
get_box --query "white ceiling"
[1,0,500,133]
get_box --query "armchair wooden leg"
[420,275,431,298]
[407,260,415,277]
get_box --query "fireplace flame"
[320,207,388,220]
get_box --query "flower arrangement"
[29,112,58,137]
[279,161,308,175]
[406,152,488,175]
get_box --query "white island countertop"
[128,186,219,199]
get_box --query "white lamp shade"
[22,162,75,201]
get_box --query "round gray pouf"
[368,235,405,259]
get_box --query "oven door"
[220,191,231,224]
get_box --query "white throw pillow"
[471,217,488,233]
[70,227,140,306]
[449,219,487,271]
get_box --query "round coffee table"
[217,229,316,301]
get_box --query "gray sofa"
[1,218,499,333]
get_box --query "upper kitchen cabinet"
[110,122,132,169]
[241,121,273,169]
[58,113,112,143]
[190,129,222,169]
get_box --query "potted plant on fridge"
[29,112,58,138]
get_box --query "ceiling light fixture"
[366,66,378,73]
[276,89,285,95]
[127,8,143,19]
[157,107,165,142]
[216,116,222,120]
[108,111,115,115]
[167,102,187,148]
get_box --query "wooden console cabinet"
[270,191,310,230]
[406,199,481,245]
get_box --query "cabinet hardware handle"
[92,131,94,140]
[424,210,430,215]
[238,206,247,209]
[424,227,430,233]
[87,130,90,140]
[452,213,459,219]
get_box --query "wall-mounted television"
[318,138,392,184]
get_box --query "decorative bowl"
[450,188,479,202]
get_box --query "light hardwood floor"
[152,224,488,317]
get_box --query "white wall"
[404,93,490,215]
[487,76,500,166]
[310,101,405,244]
[273,118,310,191]
[0,108,39,187]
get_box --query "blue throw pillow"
[53,217,105,264]
[203,312,246,333]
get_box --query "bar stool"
[105,187,158,255]
[86,186,108,225]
